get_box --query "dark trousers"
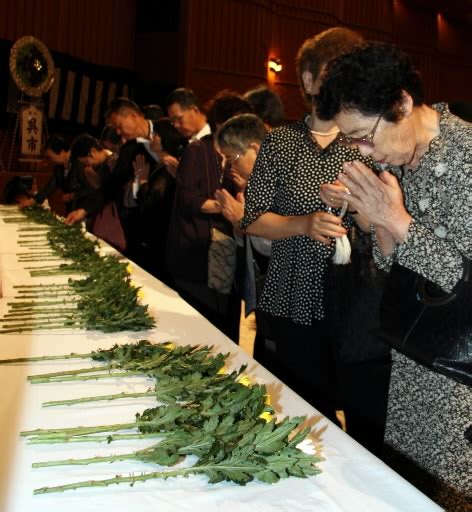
[174,278,240,343]
[337,359,391,456]
[258,311,341,425]
[323,253,391,457]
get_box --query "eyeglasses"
[338,112,383,148]
[225,153,240,166]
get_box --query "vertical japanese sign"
[19,104,43,160]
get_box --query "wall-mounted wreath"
[9,35,55,97]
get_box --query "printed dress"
[373,103,472,511]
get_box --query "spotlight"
[268,58,282,74]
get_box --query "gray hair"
[217,114,267,154]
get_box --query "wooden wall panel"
[180,0,472,120]
[437,13,472,57]
[393,0,436,49]
[183,0,270,103]
[340,0,392,36]
[0,0,136,70]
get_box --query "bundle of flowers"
[0,340,322,494]
[0,205,155,333]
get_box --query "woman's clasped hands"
[319,160,412,253]
[214,188,245,226]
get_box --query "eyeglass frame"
[225,153,241,166]
[337,111,384,148]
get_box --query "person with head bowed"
[165,91,253,342]
[215,113,271,361]
[316,41,471,511]
[240,27,376,429]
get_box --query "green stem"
[17,252,56,256]
[27,432,164,444]
[9,300,76,308]
[1,324,81,334]
[33,467,203,494]
[30,270,86,277]
[29,370,143,384]
[0,352,93,364]
[17,243,50,247]
[14,284,70,289]
[10,293,72,299]
[17,226,48,230]
[1,319,77,328]
[43,391,158,407]
[0,314,76,322]
[3,309,77,317]
[21,422,137,438]
[28,364,114,381]
[16,289,71,294]
[19,259,63,263]
[33,452,137,468]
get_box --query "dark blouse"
[241,119,369,325]
[166,135,234,283]
[34,163,72,204]
[135,162,176,271]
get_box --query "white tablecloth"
[0,210,441,512]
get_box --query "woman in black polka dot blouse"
[241,28,371,423]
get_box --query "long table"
[0,208,442,512]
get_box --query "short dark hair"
[165,88,200,110]
[205,90,254,132]
[217,114,268,154]
[243,86,284,127]
[100,125,121,146]
[105,97,142,120]
[44,136,69,154]
[316,42,424,123]
[3,176,34,204]
[70,133,102,160]
[295,27,363,103]
[154,118,188,158]
[141,104,164,122]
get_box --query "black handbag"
[376,257,472,386]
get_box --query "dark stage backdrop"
[175,0,472,120]
[0,0,470,127]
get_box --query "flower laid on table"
[0,339,322,494]
[0,205,155,334]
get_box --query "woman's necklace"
[305,115,339,149]
[310,128,340,136]
[305,114,339,137]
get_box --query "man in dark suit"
[105,98,157,262]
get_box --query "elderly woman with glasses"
[316,42,471,511]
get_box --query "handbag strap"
[417,255,471,306]
[461,255,471,282]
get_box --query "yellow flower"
[217,367,228,375]
[163,342,176,351]
[264,394,271,406]
[126,264,133,274]
[259,411,274,423]
[237,375,251,387]
[137,289,145,300]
